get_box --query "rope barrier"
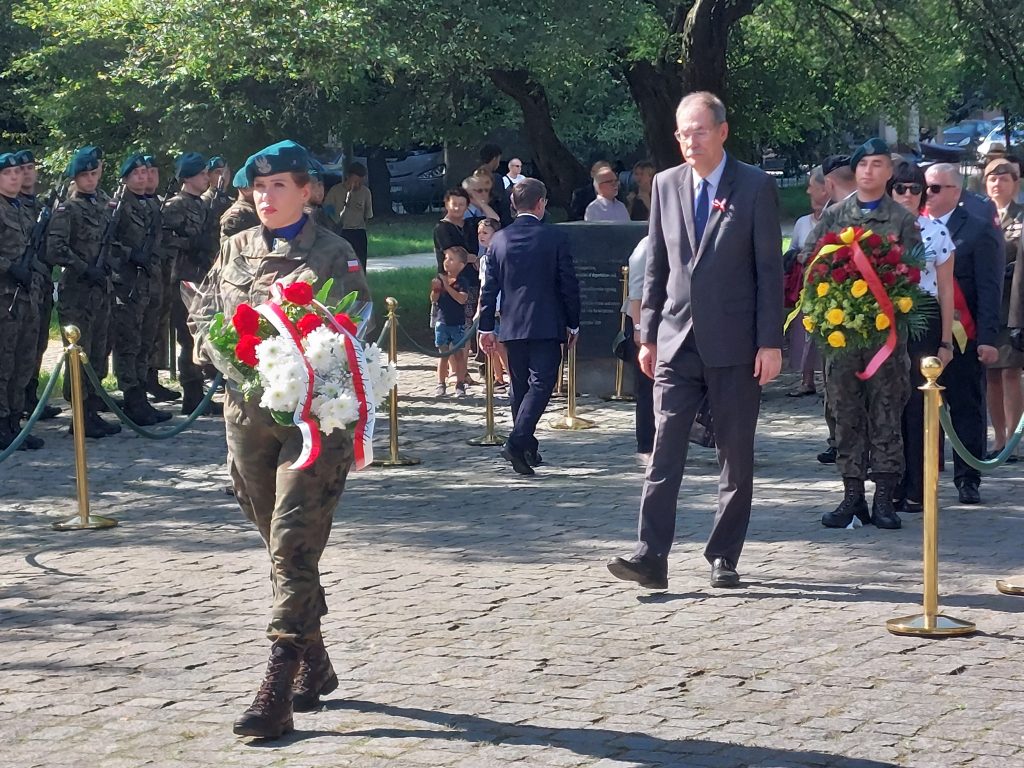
[375,318,391,348]
[0,354,66,464]
[396,318,480,359]
[81,361,224,439]
[938,402,1024,472]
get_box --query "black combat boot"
[181,381,222,416]
[870,473,902,530]
[233,641,301,739]
[8,415,43,450]
[822,477,871,528]
[69,407,110,439]
[292,636,339,712]
[146,370,181,402]
[24,382,61,420]
[0,418,19,450]
[122,387,159,426]
[87,396,121,435]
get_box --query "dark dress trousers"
[478,215,581,456]
[942,205,1003,487]
[636,156,783,567]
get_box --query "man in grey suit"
[607,91,783,591]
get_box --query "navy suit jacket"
[478,214,581,342]
[946,205,1004,347]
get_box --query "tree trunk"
[487,68,587,209]
[624,60,684,171]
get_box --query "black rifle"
[9,179,69,308]
[92,182,128,282]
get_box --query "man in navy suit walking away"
[478,179,581,476]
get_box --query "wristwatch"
[633,323,641,331]
[938,341,953,350]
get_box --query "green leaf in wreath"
[271,410,294,426]
[334,290,358,314]
[315,278,335,305]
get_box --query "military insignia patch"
[255,156,272,175]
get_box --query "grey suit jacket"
[640,155,784,368]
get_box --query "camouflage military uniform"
[195,219,370,645]
[0,197,33,424]
[109,190,151,391]
[219,198,259,241]
[162,191,211,389]
[17,193,52,415]
[803,194,921,481]
[140,195,168,386]
[48,190,113,401]
[201,185,233,227]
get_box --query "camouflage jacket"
[193,218,371,425]
[0,196,29,298]
[110,190,150,283]
[48,190,112,292]
[162,191,211,282]
[802,194,921,263]
[219,199,259,241]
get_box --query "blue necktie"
[694,179,709,246]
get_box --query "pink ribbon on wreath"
[849,238,897,381]
[257,287,321,470]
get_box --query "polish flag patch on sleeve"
[347,259,361,272]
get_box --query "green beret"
[142,154,156,167]
[13,150,35,166]
[232,166,249,189]
[0,153,18,171]
[207,155,226,171]
[175,152,207,180]
[120,153,147,178]
[308,157,326,182]
[822,155,850,176]
[66,146,101,178]
[850,138,890,169]
[81,145,104,160]
[243,140,310,185]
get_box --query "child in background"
[430,246,470,397]
[476,218,509,393]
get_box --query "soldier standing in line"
[110,153,171,426]
[306,159,334,229]
[142,156,181,403]
[47,146,121,438]
[0,153,42,450]
[801,139,920,530]
[15,149,62,423]
[219,167,259,240]
[163,152,220,415]
[201,155,234,224]
[191,140,371,740]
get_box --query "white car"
[977,124,1023,158]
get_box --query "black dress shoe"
[607,555,668,590]
[500,446,535,476]
[524,448,544,467]
[957,482,981,504]
[817,446,837,464]
[710,557,740,588]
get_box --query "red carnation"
[866,233,883,249]
[281,281,314,305]
[297,313,323,336]
[235,334,260,367]
[907,266,921,283]
[232,303,260,336]
[832,267,850,283]
[334,313,357,335]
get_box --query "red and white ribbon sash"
[849,239,897,381]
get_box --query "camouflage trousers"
[825,341,911,480]
[140,264,165,381]
[25,280,53,410]
[148,257,175,372]
[225,390,353,646]
[111,273,151,391]
[0,286,40,420]
[58,285,110,401]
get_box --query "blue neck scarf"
[273,214,307,242]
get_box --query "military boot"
[8,415,43,450]
[0,419,20,450]
[87,396,121,435]
[181,381,223,417]
[146,370,181,402]
[233,641,301,739]
[292,637,339,712]
[870,473,902,530]
[69,406,111,439]
[122,387,160,427]
[25,383,61,420]
[143,396,173,423]
[822,477,870,528]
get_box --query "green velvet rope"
[0,354,65,464]
[938,403,1024,472]
[396,317,480,359]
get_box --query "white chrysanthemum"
[315,393,359,434]
[261,381,301,412]
[256,336,290,362]
[362,343,382,367]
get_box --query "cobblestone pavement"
[3,351,1024,768]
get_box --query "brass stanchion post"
[372,298,420,467]
[606,265,634,402]
[53,326,118,531]
[552,348,566,399]
[467,354,507,446]
[549,344,595,430]
[887,357,974,637]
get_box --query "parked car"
[977,124,1024,159]
[937,119,999,148]
[386,145,445,214]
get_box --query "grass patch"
[367,267,436,350]
[368,215,437,258]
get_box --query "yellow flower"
[897,296,913,313]
[826,308,845,325]
[828,331,846,348]
[802,316,815,333]
[851,279,868,298]
[876,313,891,331]
[816,282,830,298]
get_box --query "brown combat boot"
[292,637,339,712]
[233,641,301,739]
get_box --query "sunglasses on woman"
[892,183,923,195]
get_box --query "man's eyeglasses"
[598,179,619,186]
[927,184,958,194]
[892,183,923,196]
[674,129,710,141]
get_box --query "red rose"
[896,263,908,275]
[882,272,897,287]
[866,233,883,249]
[232,303,260,336]
[822,231,841,245]
[296,313,323,336]
[907,266,921,283]
[281,281,314,305]
[334,313,357,335]
[832,267,850,283]
[235,334,260,367]
[883,249,902,266]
